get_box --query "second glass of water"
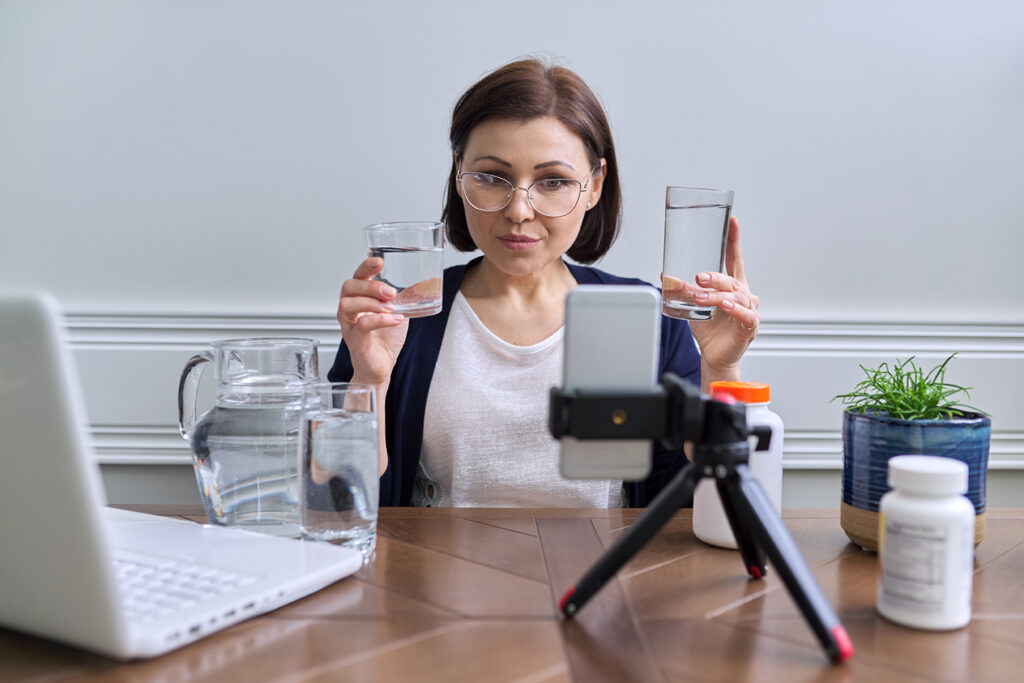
[364,221,444,317]
[299,382,379,557]
[661,187,733,320]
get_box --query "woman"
[329,59,759,508]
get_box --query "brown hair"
[441,59,622,264]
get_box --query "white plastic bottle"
[693,381,784,549]
[877,455,974,630]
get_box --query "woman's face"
[457,116,605,280]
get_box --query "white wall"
[2,1,1022,507]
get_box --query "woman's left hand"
[682,217,759,385]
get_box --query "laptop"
[0,290,364,659]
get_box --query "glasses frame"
[455,166,593,218]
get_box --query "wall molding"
[753,321,1024,354]
[88,427,1024,471]
[64,312,1024,349]
[91,426,192,466]
[780,430,1024,470]
[65,312,343,347]
[66,314,1024,471]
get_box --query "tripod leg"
[560,463,701,617]
[727,465,854,663]
[716,476,767,579]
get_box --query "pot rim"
[842,408,990,426]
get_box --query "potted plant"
[833,354,990,551]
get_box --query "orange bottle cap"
[709,381,770,403]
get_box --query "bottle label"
[879,516,973,615]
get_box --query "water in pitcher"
[661,203,730,320]
[369,246,443,317]
[190,401,303,537]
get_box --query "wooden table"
[3,507,1023,682]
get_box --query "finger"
[695,270,742,294]
[694,271,757,313]
[724,217,747,284]
[353,257,386,281]
[720,296,760,333]
[661,273,687,292]
[352,312,406,332]
[338,296,395,325]
[663,274,713,303]
[341,277,397,302]
[693,288,737,308]
[694,288,757,314]
[724,290,757,312]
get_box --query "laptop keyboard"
[114,550,258,623]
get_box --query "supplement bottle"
[693,381,784,549]
[877,455,974,630]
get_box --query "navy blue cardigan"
[328,258,702,507]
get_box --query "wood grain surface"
[2,507,1022,682]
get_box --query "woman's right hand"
[337,257,409,385]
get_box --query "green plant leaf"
[830,353,988,420]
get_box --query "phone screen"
[560,286,660,481]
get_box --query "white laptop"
[0,290,364,659]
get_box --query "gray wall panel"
[2,1,1021,506]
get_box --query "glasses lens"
[461,173,512,211]
[529,178,582,217]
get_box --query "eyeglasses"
[456,168,592,218]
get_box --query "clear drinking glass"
[364,221,444,317]
[661,187,734,320]
[299,382,379,557]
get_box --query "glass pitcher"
[177,338,319,537]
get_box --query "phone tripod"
[549,373,853,664]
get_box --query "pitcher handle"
[177,352,213,439]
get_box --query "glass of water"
[661,187,734,320]
[364,221,444,317]
[298,382,379,557]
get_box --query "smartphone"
[560,285,661,481]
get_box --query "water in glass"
[661,203,730,320]
[369,245,443,317]
[299,409,379,555]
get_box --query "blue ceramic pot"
[840,409,990,550]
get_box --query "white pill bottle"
[692,381,784,549]
[877,455,975,630]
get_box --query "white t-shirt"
[416,291,621,508]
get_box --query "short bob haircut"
[441,59,622,265]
